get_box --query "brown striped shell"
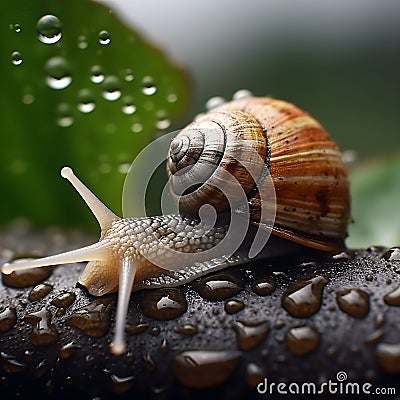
[167,97,350,252]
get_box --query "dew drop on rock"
[77,89,96,113]
[98,30,111,45]
[382,247,400,261]
[2,264,52,288]
[172,350,241,389]
[141,289,187,320]
[0,306,17,332]
[141,76,157,95]
[28,283,53,302]
[330,251,355,261]
[143,353,156,371]
[251,277,276,296]
[0,353,26,373]
[384,285,400,306]
[59,342,80,359]
[36,15,62,44]
[336,288,369,318]
[195,274,243,301]
[205,96,226,110]
[45,57,72,89]
[281,275,329,318]
[105,371,134,395]
[25,308,59,347]
[102,76,121,101]
[232,320,269,351]
[125,323,149,335]
[225,300,245,314]
[90,65,104,83]
[66,298,113,337]
[364,329,385,345]
[245,362,266,388]
[160,338,168,354]
[285,325,320,356]
[175,324,198,336]
[51,291,76,308]
[376,342,400,374]
[11,51,23,66]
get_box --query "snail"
[1,94,350,355]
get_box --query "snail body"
[1,95,350,355]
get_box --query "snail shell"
[1,95,350,355]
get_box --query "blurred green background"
[1,0,399,248]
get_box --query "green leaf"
[0,0,189,228]
[347,153,400,248]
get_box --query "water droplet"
[51,291,76,308]
[125,322,149,335]
[205,96,226,111]
[66,298,113,337]
[175,324,198,336]
[90,65,104,83]
[141,76,157,95]
[172,350,240,389]
[0,353,26,373]
[77,89,96,113]
[25,308,59,346]
[336,288,369,318]
[365,274,374,282]
[232,320,269,351]
[77,35,88,49]
[55,103,74,127]
[364,329,384,345]
[12,24,22,33]
[45,57,72,89]
[330,251,355,261]
[143,353,156,371]
[0,306,17,332]
[102,76,121,101]
[121,97,136,115]
[98,30,111,45]
[251,277,276,296]
[281,275,329,318]
[11,51,23,66]
[233,89,253,100]
[118,163,130,174]
[382,247,400,261]
[36,15,62,44]
[167,93,178,103]
[130,123,143,133]
[285,325,320,356]
[59,342,80,359]
[105,371,134,395]
[141,288,187,320]
[124,69,134,82]
[151,326,161,336]
[195,274,243,301]
[155,112,171,130]
[224,300,245,314]
[22,93,34,105]
[376,343,400,374]
[383,285,400,306]
[160,338,168,354]
[28,283,53,302]
[245,363,265,388]
[2,263,52,288]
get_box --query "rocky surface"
[1,221,400,399]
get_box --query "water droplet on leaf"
[36,15,62,44]
[45,57,72,89]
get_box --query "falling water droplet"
[141,76,157,95]
[98,30,111,45]
[141,289,187,320]
[77,89,96,113]
[1,262,52,288]
[205,96,226,111]
[25,308,59,346]
[66,298,113,337]
[51,291,76,308]
[285,325,320,356]
[172,350,241,389]
[45,57,72,89]
[28,283,53,302]
[0,306,17,332]
[281,275,329,318]
[90,65,104,84]
[251,277,276,296]
[224,300,245,314]
[232,320,269,351]
[336,288,369,318]
[195,274,243,301]
[233,89,253,100]
[376,343,400,374]
[102,76,121,101]
[11,51,23,66]
[36,15,62,44]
